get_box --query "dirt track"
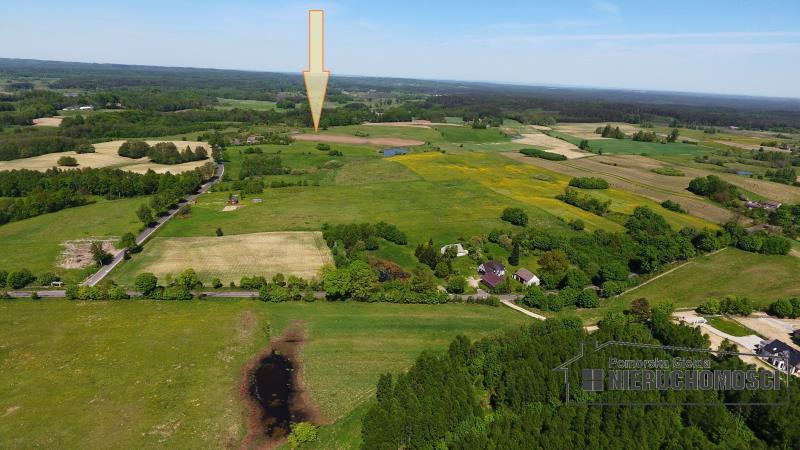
[292,133,424,147]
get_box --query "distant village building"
[232,138,243,146]
[440,243,468,257]
[513,268,540,287]
[478,260,506,277]
[246,135,259,145]
[383,147,409,157]
[756,339,800,376]
[764,200,782,212]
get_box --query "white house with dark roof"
[478,260,505,277]
[513,268,540,287]
[756,338,800,376]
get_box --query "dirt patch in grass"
[240,321,321,449]
[512,133,590,159]
[292,133,424,147]
[58,238,119,269]
[32,116,63,127]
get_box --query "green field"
[587,139,713,156]
[0,198,143,283]
[705,315,758,337]
[215,98,278,110]
[0,299,530,448]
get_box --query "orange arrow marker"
[303,10,329,132]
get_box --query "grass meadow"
[0,198,143,283]
[0,299,530,449]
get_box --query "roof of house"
[758,339,800,367]
[514,268,537,282]
[481,272,503,288]
[483,260,505,272]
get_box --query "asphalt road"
[82,162,224,287]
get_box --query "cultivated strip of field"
[112,231,333,285]
[502,152,734,224]
[292,133,424,147]
[512,132,591,159]
[714,140,791,153]
[0,140,210,174]
[32,116,63,127]
[552,122,643,140]
[363,120,458,129]
[658,156,800,204]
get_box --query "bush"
[108,285,130,300]
[575,289,600,308]
[661,199,686,213]
[57,155,78,167]
[697,299,721,315]
[287,422,318,449]
[211,277,223,289]
[0,270,7,288]
[36,272,58,286]
[569,177,609,189]
[769,298,795,318]
[134,273,159,297]
[501,207,528,227]
[601,280,627,298]
[446,276,467,294]
[7,269,35,289]
[569,219,585,231]
[719,296,753,316]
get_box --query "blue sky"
[1,0,799,97]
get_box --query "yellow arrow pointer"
[303,10,329,132]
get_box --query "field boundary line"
[615,247,727,298]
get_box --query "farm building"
[383,147,409,157]
[481,272,503,289]
[755,339,800,376]
[478,260,505,277]
[513,268,540,286]
[440,243,469,257]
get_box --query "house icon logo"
[553,340,790,406]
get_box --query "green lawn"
[587,139,713,156]
[0,299,530,448]
[705,315,758,337]
[0,198,144,283]
[553,248,800,324]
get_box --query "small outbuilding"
[513,268,540,287]
[440,243,469,257]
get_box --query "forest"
[362,305,800,449]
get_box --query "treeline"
[363,306,800,448]
[0,163,216,226]
[556,187,611,215]
[688,174,740,205]
[568,176,608,189]
[0,130,93,160]
[519,147,567,161]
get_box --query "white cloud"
[592,1,620,14]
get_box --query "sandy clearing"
[553,122,643,140]
[32,116,63,127]
[733,314,800,351]
[0,140,210,174]
[502,152,734,224]
[292,133,425,147]
[512,133,591,159]
[59,238,119,270]
[135,231,333,283]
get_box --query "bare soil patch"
[512,133,591,159]
[32,116,63,127]
[714,140,791,153]
[58,238,119,269]
[292,133,424,147]
[240,321,321,450]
